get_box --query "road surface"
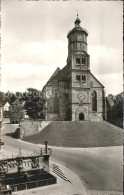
[1,121,123,192]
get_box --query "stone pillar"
[72,109,76,121]
[43,141,50,172]
[45,115,47,121]
[43,154,50,172]
[17,157,23,175]
[14,186,17,192]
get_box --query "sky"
[1,0,123,95]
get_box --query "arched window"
[82,75,86,82]
[92,91,97,111]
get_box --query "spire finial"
[75,10,81,27]
[76,10,78,18]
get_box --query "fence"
[10,177,56,192]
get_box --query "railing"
[10,177,57,192]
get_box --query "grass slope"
[23,121,123,147]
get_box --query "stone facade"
[42,16,105,121]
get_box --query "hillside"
[23,121,123,147]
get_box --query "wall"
[20,119,51,138]
[89,88,104,121]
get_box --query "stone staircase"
[23,121,123,147]
[53,164,71,183]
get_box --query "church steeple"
[67,16,88,54]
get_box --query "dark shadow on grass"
[5,128,20,139]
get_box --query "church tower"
[67,15,104,121]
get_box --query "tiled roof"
[47,65,68,85]
[48,67,61,83]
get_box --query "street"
[1,121,123,192]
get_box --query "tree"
[21,88,45,120]
[106,93,123,128]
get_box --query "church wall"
[71,71,90,88]
[47,113,59,121]
[58,81,69,120]
[71,89,90,104]
[90,74,103,88]
[43,84,60,121]
[90,87,104,121]
[71,54,89,70]
[72,104,89,121]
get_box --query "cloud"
[2,43,123,95]
[1,0,123,96]
[2,39,68,92]
[2,63,57,92]
[89,45,123,75]
[96,72,123,95]
[2,40,67,66]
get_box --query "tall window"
[82,58,86,65]
[76,75,80,81]
[82,75,86,82]
[76,58,80,64]
[76,57,86,65]
[92,91,97,111]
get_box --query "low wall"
[20,119,51,138]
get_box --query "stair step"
[53,164,70,182]
[53,170,68,181]
[53,169,67,179]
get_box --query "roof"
[48,67,61,83]
[90,72,104,88]
[67,27,88,37]
[47,65,68,85]
[4,102,10,107]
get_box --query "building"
[4,102,10,112]
[9,99,25,124]
[42,16,105,121]
[3,102,10,118]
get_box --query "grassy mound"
[23,121,123,147]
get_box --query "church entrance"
[79,113,84,121]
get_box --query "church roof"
[47,65,68,85]
[90,72,104,88]
[56,65,68,81]
[67,15,88,37]
[47,67,61,83]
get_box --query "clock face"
[77,92,86,102]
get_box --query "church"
[42,16,105,121]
